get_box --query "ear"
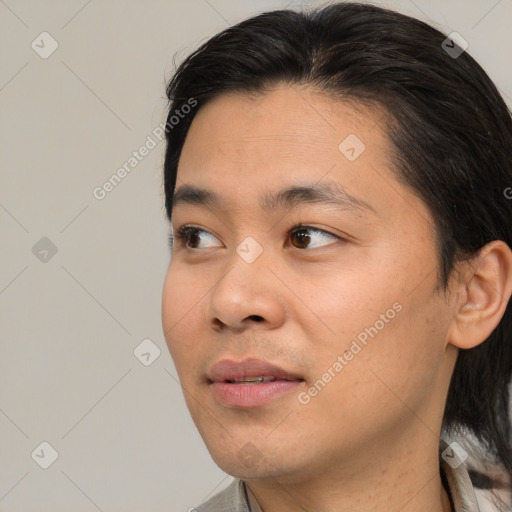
[448,240,512,350]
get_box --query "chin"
[207,445,278,480]
[197,429,289,479]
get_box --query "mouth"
[207,358,305,408]
[224,376,290,384]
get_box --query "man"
[161,3,512,511]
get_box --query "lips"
[207,358,304,408]
[207,358,303,384]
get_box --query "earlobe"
[448,240,512,350]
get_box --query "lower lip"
[211,380,303,407]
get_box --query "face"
[162,86,459,483]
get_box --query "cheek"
[162,264,205,371]
[292,263,398,345]
[299,257,447,398]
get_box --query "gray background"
[1,0,511,510]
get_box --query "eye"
[289,225,339,249]
[170,224,341,251]
[172,226,222,250]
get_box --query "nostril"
[247,315,264,322]
[212,318,225,329]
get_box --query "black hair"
[163,1,512,486]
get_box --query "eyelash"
[169,224,341,250]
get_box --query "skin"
[162,85,512,512]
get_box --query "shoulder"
[195,479,251,512]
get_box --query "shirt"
[196,440,480,512]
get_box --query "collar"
[439,439,480,512]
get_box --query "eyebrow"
[172,182,376,215]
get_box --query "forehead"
[178,86,387,170]
[174,86,427,224]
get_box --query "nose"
[206,251,287,333]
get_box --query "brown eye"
[290,228,311,249]
[174,227,222,250]
[289,226,338,250]
[186,230,201,248]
